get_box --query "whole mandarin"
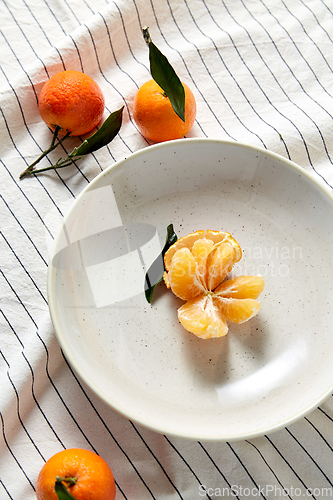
[38,70,105,136]
[133,79,196,142]
[35,448,116,500]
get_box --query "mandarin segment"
[178,295,228,339]
[164,230,206,270]
[214,297,261,324]
[206,242,241,291]
[165,247,204,300]
[163,229,264,339]
[215,275,265,299]
[191,238,215,286]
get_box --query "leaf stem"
[20,156,84,177]
[55,476,78,500]
[56,476,77,486]
[19,127,71,179]
[50,126,60,147]
[143,26,152,45]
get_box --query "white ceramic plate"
[48,138,333,441]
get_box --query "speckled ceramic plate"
[47,138,333,441]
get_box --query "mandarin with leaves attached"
[35,448,116,500]
[133,78,196,142]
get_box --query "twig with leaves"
[19,107,124,179]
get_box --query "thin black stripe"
[301,0,333,45]
[20,0,66,69]
[1,310,66,449]
[279,0,333,89]
[61,353,157,500]
[265,434,317,499]
[0,231,48,302]
[0,27,40,102]
[318,405,333,423]
[245,440,293,500]
[68,34,84,72]
[237,0,333,187]
[0,192,51,257]
[320,0,333,16]
[6,366,45,461]
[111,0,148,72]
[83,23,134,154]
[2,0,51,83]
[41,0,68,36]
[0,193,50,259]
[21,350,66,450]
[148,0,231,139]
[201,0,291,158]
[304,415,333,453]
[221,0,313,166]
[0,410,35,491]
[0,310,23,349]
[163,435,213,500]
[61,0,82,25]
[0,479,14,500]
[226,442,267,499]
[257,0,333,166]
[0,268,102,455]
[181,0,268,148]
[197,442,241,500]
[98,13,140,89]
[98,12,150,144]
[285,427,333,486]
[130,421,185,500]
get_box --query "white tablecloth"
[1,0,333,498]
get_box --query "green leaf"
[145,224,178,303]
[55,478,77,500]
[143,28,185,122]
[71,106,124,157]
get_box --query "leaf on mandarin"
[143,27,185,122]
[55,479,77,500]
[145,224,178,303]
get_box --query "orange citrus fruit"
[38,70,105,136]
[35,448,116,500]
[132,78,196,142]
[163,230,265,339]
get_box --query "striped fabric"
[1,0,333,499]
